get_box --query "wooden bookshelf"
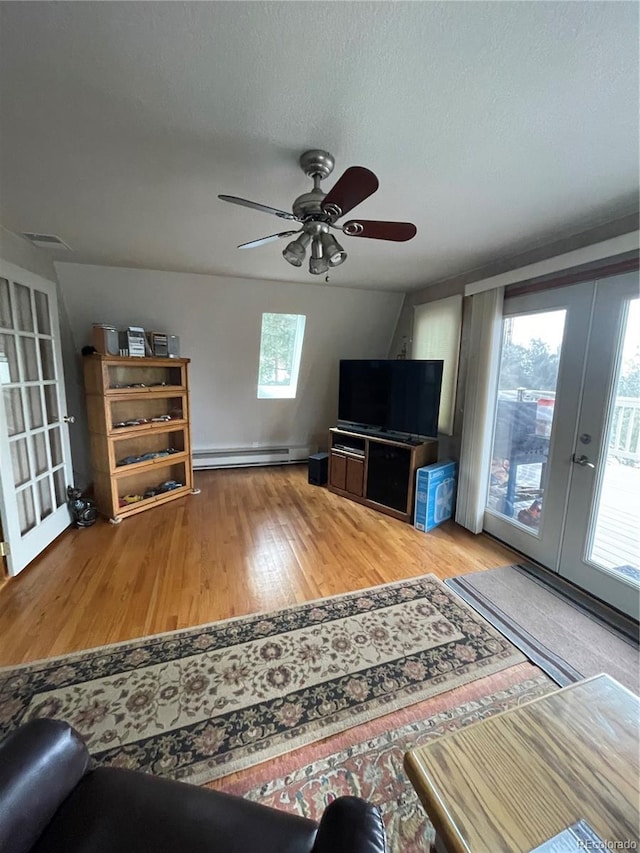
[83,355,195,523]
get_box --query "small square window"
[257,313,306,399]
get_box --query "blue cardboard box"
[414,461,457,532]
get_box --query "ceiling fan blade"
[321,167,379,218]
[341,220,417,242]
[237,230,299,249]
[218,194,297,221]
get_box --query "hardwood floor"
[0,465,517,666]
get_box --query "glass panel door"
[483,284,593,569]
[0,262,73,576]
[559,275,640,619]
[590,298,639,578]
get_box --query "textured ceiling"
[0,1,638,292]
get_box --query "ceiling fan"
[218,149,417,275]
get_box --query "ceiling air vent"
[22,233,72,250]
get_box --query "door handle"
[63,415,75,424]
[572,453,595,469]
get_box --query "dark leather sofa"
[0,719,387,853]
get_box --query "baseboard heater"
[193,444,316,470]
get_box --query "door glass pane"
[589,298,640,582]
[14,283,34,332]
[35,290,51,335]
[20,336,39,381]
[0,278,12,328]
[487,310,566,532]
[28,386,44,428]
[44,384,59,423]
[53,467,66,508]
[38,477,54,520]
[11,437,31,487]
[39,339,55,380]
[49,426,62,467]
[32,431,49,475]
[4,387,25,435]
[0,334,18,383]
[17,486,36,534]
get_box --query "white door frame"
[0,260,73,575]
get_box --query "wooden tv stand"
[328,427,437,523]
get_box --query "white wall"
[55,263,403,472]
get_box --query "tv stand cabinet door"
[329,452,347,490]
[366,443,411,513]
[346,456,364,497]
[329,451,365,497]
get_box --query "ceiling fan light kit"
[309,252,328,276]
[282,231,310,267]
[320,232,347,267]
[219,149,417,276]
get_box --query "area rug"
[0,573,525,785]
[216,662,555,852]
[446,564,639,693]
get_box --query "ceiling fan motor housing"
[292,188,327,221]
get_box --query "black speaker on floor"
[308,452,329,486]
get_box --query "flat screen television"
[338,359,443,439]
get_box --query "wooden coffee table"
[404,674,639,853]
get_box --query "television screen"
[338,360,443,438]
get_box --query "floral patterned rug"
[217,663,556,852]
[0,573,525,785]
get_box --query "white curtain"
[413,295,462,436]
[455,287,504,533]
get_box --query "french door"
[0,261,74,576]
[484,272,639,619]
[559,277,639,613]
